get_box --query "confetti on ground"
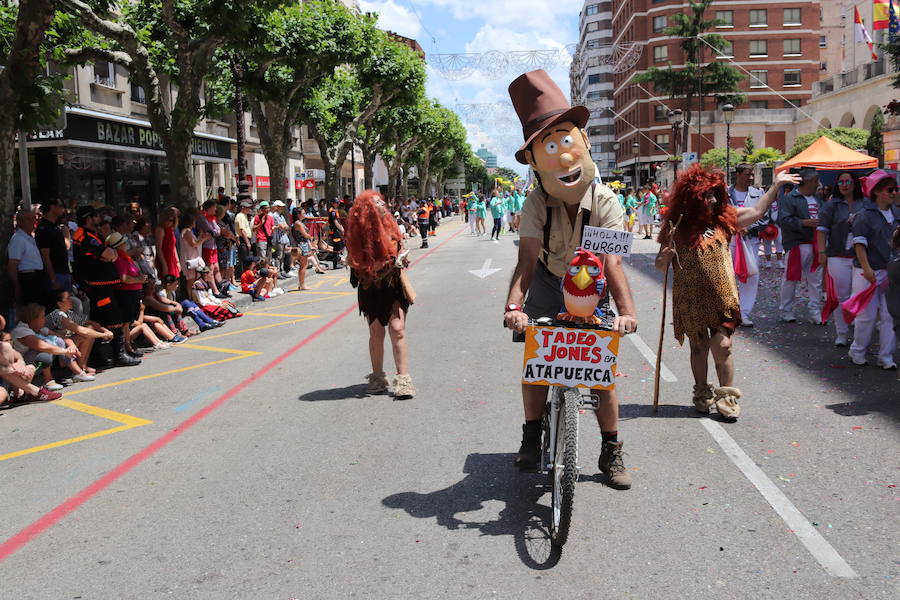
[852,426,864,430]
[615,372,627,377]
[698,486,707,490]
[706,447,716,454]
[888,484,896,488]
[767,450,775,454]
[790,442,800,447]
[777,476,790,482]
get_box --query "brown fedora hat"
[508,70,589,164]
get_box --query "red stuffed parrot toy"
[557,248,606,324]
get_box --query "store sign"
[256,176,270,188]
[29,113,231,160]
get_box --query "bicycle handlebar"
[508,315,618,343]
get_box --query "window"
[819,35,827,48]
[587,73,602,85]
[653,45,668,62]
[130,82,146,104]
[588,126,604,137]
[784,99,800,109]
[750,70,768,87]
[717,39,734,58]
[749,40,768,57]
[750,100,768,109]
[653,15,667,33]
[783,69,801,86]
[586,38,601,49]
[784,39,801,56]
[93,59,115,87]
[654,105,668,121]
[585,3,599,15]
[749,9,767,26]
[586,21,599,33]
[784,8,801,25]
[591,143,603,155]
[715,10,733,26]
[655,134,670,152]
[586,90,603,100]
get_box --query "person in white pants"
[761,198,784,268]
[778,169,824,323]
[816,172,866,347]
[728,165,764,326]
[848,171,899,369]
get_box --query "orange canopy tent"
[775,135,878,173]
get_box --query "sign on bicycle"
[521,324,620,389]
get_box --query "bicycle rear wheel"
[549,387,580,548]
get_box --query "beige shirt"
[234,211,252,240]
[519,182,625,277]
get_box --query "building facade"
[476,145,498,169]
[612,1,821,183]
[571,1,617,181]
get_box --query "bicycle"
[511,313,620,549]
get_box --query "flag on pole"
[890,0,900,39]
[874,0,891,29]
[856,6,880,61]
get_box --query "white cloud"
[360,0,423,39]
[415,0,582,32]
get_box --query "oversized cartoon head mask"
[509,70,596,205]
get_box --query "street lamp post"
[722,104,735,185]
[667,108,684,181]
[632,141,640,189]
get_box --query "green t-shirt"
[490,197,505,218]
[505,196,516,212]
[475,200,487,218]
[616,193,626,209]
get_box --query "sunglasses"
[886,186,900,193]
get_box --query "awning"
[776,136,878,173]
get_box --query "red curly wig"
[346,190,402,281]
[658,163,737,248]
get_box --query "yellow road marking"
[0,400,152,462]
[249,293,352,313]
[240,312,322,318]
[332,277,349,287]
[177,344,261,356]
[193,318,314,341]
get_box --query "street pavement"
[0,217,897,599]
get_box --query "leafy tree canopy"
[787,128,871,158]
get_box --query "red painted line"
[0,223,466,562]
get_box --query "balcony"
[813,60,893,97]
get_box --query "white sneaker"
[73,373,95,382]
[848,351,868,366]
[781,313,797,323]
[877,359,898,370]
[776,258,785,269]
[154,342,172,350]
[45,381,64,391]
[740,317,754,327]
[834,335,848,347]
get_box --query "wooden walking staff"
[653,213,682,414]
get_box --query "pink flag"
[821,266,839,322]
[733,235,749,283]
[840,281,878,324]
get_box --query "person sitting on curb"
[240,257,273,302]
[0,315,63,404]
[46,289,112,376]
[11,303,95,391]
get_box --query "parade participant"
[467,194,478,235]
[624,187,637,232]
[73,206,141,367]
[728,164,766,326]
[778,168,824,323]
[502,70,636,488]
[346,190,416,399]
[637,184,658,239]
[416,201,430,248]
[489,189,505,241]
[655,165,798,421]
[817,172,866,346]
[475,194,487,235]
[847,170,899,369]
[762,196,785,268]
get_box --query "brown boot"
[714,386,742,422]
[366,371,388,394]
[692,383,715,414]
[598,441,632,490]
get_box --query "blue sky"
[359,0,583,173]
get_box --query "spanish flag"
[873,0,896,30]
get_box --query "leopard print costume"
[670,225,741,345]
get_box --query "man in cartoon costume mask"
[503,70,638,489]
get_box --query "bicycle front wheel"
[549,387,580,548]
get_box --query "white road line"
[627,333,677,382]
[699,418,858,578]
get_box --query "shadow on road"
[298,383,369,402]
[618,402,700,420]
[623,249,898,422]
[382,453,562,569]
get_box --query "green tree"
[743,134,755,159]
[867,109,885,167]
[464,150,488,193]
[300,29,425,200]
[236,1,373,206]
[787,128,871,158]
[410,103,466,198]
[633,0,745,150]
[61,0,276,211]
[700,147,741,169]
[744,147,785,166]
[0,1,90,310]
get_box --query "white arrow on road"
[468,258,502,279]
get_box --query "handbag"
[399,268,416,305]
[186,256,205,270]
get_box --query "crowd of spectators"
[2,188,355,407]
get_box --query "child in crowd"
[11,303,95,391]
[241,257,274,302]
[0,314,64,404]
